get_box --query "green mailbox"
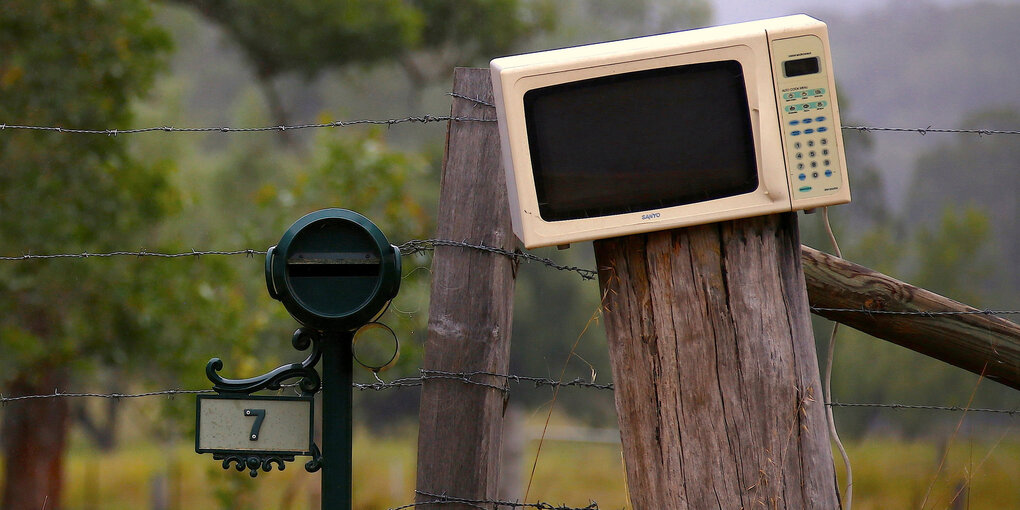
[265,209,401,331]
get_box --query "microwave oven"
[490,14,851,249]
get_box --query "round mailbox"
[266,209,401,331]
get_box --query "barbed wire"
[4,374,1016,416]
[397,239,597,280]
[841,125,1020,136]
[4,244,1020,318]
[0,115,492,136]
[2,116,1018,138]
[392,490,599,510]
[354,369,615,393]
[0,249,266,261]
[0,388,213,403]
[0,239,598,280]
[5,244,1020,316]
[827,402,1018,416]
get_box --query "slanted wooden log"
[594,213,839,509]
[415,68,516,509]
[802,245,1020,390]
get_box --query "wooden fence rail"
[802,245,1020,390]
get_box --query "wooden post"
[802,245,1020,389]
[415,68,516,509]
[594,213,839,509]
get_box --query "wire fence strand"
[3,371,1016,416]
[2,115,1019,138]
[4,243,1020,316]
[0,115,492,136]
[393,490,600,510]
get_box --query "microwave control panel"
[770,35,845,203]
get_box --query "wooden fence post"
[415,68,516,509]
[593,213,839,509]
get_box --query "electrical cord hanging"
[821,206,853,509]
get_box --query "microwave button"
[807,140,815,147]
[802,118,813,124]
[794,142,802,149]
[804,128,815,134]
[825,170,833,177]
[795,152,804,159]
[820,138,828,145]
[791,130,802,136]
[798,173,807,181]
[812,171,819,178]
[817,126,828,133]
[789,120,800,126]
[799,186,813,192]
[816,116,826,122]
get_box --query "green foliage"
[411,0,556,60]
[906,107,1020,305]
[170,0,423,79]
[0,0,175,379]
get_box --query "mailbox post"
[198,209,401,510]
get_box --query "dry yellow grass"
[10,428,1018,509]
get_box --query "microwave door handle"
[751,107,782,202]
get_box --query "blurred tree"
[906,107,1020,306]
[0,2,177,508]
[168,0,555,133]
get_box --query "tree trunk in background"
[2,367,71,510]
[593,213,839,509]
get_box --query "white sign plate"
[196,395,314,455]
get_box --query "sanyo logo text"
[641,212,661,220]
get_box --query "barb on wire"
[447,92,496,108]
[841,125,1020,136]
[827,402,1018,416]
[398,239,598,280]
[395,490,599,510]
[810,306,1020,317]
[0,115,494,136]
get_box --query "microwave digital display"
[523,60,759,222]
[784,57,820,77]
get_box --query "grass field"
[32,427,1016,509]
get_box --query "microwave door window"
[524,60,759,222]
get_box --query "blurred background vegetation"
[0,1,1017,508]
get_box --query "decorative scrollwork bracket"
[205,328,323,395]
[215,453,295,478]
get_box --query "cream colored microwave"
[491,14,850,249]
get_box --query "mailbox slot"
[287,252,381,278]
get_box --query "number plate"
[196,395,314,456]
